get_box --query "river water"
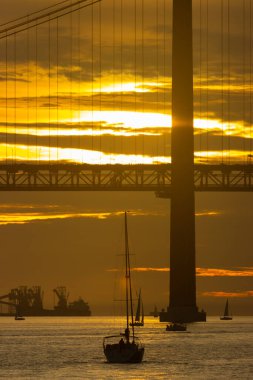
[0,316,252,379]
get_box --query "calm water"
[0,316,252,379]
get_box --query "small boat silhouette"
[220,299,233,320]
[166,322,187,331]
[130,289,144,327]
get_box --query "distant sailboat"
[103,212,144,363]
[220,299,233,320]
[15,307,25,320]
[149,305,159,317]
[153,305,158,318]
[130,289,144,327]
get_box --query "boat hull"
[104,343,144,363]
[220,316,232,320]
[166,323,187,331]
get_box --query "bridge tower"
[161,0,206,322]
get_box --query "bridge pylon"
[161,0,206,323]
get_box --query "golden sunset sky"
[0,0,252,315]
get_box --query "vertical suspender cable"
[163,0,166,159]
[99,0,102,161]
[141,0,144,156]
[134,0,137,160]
[5,33,8,163]
[78,5,81,155]
[70,5,73,159]
[221,0,224,163]
[156,0,159,159]
[56,18,59,162]
[91,2,94,153]
[250,0,252,156]
[243,0,246,162]
[227,0,231,163]
[206,0,209,162]
[120,0,123,155]
[112,0,115,163]
[27,18,29,162]
[14,33,17,163]
[48,18,51,163]
[35,22,38,163]
[199,0,202,159]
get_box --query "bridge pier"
[163,0,206,323]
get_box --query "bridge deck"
[0,164,253,195]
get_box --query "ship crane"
[53,286,69,311]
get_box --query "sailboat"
[130,289,144,327]
[103,212,145,363]
[15,307,25,321]
[153,305,158,318]
[149,305,159,317]
[220,299,233,320]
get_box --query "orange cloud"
[107,267,253,277]
[0,207,165,225]
[195,211,221,217]
[132,267,169,272]
[202,291,253,298]
[107,267,169,273]
[197,268,253,277]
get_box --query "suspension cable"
[0,0,101,40]
[0,0,73,28]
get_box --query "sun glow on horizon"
[73,110,171,130]
[98,81,163,94]
[2,93,252,164]
[2,142,252,165]
[0,143,170,165]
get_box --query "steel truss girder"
[0,164,253,194]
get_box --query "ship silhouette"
[0,286,91,316]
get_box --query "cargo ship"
[0,286,91,317]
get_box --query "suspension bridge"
[1,0,253,322]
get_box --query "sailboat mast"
[128,255,135,337]
[224,299,229,316]
[125,212,129,333]
[135,290,141,322]
[124,212,135,339]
